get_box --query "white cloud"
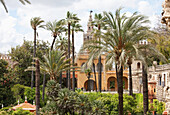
[0,0,164,54]
[138,1,154,16]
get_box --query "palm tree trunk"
[116,65,123,115]
[93,63,97,92]
[98,56,102,92]
[129,64,133,96]
[72,29,75,91]
[142,64,148,115]
[42,73,45,101]
[31,29,36,89]
[35,59,40,115]
[98,25,102,92]
[51,36,57,50]
[68,23,71,90]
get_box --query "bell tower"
[83,10,94,43]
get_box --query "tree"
[9,40,49,86]
[55,36,69,87]
[134,43,166,115]
[39,50,71,81]
[71,22,83,91]
[148,26,170,64]
[35,59,40,115]
[64,11,80,89]
[55,36,68,52]
[0,0,30,13]
[0,60,15,107]
[45,20,65,50]
[82,8,150,115]
[30,17,44,89]
[93,13,105,92]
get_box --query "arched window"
[159,75,162,86]
[163,74,166,87]
[137,62,140,69]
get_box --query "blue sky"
[0,0,164,54]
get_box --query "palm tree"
[55,36,68,52]
[71,23,83,91]
[35,59,40,115]
[64,11,80,89]
[82,8,150,115]
[0,0,30,13]
[30,17,44,89]
[45,20,65,50]
[93,13,105,92]
[134,42,166,114]
[40,50,71,81]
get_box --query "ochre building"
[75,13,129,91]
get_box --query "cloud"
[0,9,23,53]
[0,0,164,54]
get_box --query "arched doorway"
[84,80,96,91]
[107,77,117,91]
[123,77,128,90]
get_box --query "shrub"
[11,84,25,103]
[12,108,33,115]
[150,99,165,114]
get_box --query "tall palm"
[82,8,150,115]
[71,23,83,91]
[30,17,44,89]
[0,0,30,13]
[55,36,68,53]
[55,36,70,86]
[93,13,105,92]
[45,20,65,50]
[64,11,80,89]
[40,50,71,81]
[134,43,166,114]
[35,59,40,115]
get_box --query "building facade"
[76,13,129,91]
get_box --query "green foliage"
[149,99,165,114]
[123,94,137,114]
[0,59,8,76]
[148,26,170,64]
[9,40,49,86]
[11,84,25,103]
[0,60,15,107]
[42,82,162,115]
[135,93,144,113]
[11,84,47,107]
[12,108,33,115]
[24,87,36,103]
[40,50,72,81]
